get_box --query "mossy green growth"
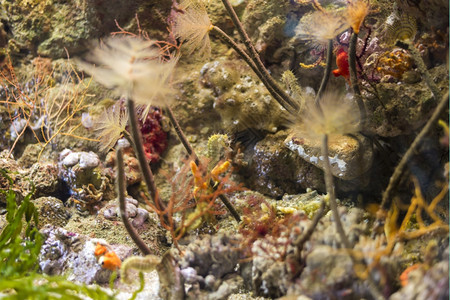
[0,170,114,299]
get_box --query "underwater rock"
[26,162,60,198]
[252,256,289,298]
[78,152,100,169]
[105,146,142,186]
[200,59,286,134]
[313,207,369,248]
[34,196,71,229]
[59,149,115,213]
[62,151,81,167]
[173,234,244,299]
[390,259,449,300]
[242,0,291,58]
[61,150,99,169]
[297,245,355,297]
[206,275,245,300]
[241,130,325,198]
[102,196,149,228]
[39,225,132,284]
[396,0,449,32]
[285,131,374,180]
[0,151,26,203]
[0,151,60,202]
[17,143,41,168]
[1,0,135,58]
[366,65,449,137]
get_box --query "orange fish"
[94,242,107,257]
[99,251,122,270]
[332,48,350,84]
[399,263,421,287]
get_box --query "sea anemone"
[295,10,348,45]
[77,36,179,107]
[94,104,129,152]
[291,92,360,139]
[173,0,213,57]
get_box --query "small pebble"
[62,152,80,167]
[79,152,100,169]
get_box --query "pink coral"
[138,107,168,164]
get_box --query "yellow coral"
[376,49,412,79]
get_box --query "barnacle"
[173,0,213,58]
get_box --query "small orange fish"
[332,48,350,84]
[99,251,122,271]
[94,242,107,257]
[399,263,421,287]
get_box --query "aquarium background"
[0,0,448,299]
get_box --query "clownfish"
[332,48,350,84]
[399,263,421,287]
[94,242,107,257]
[99,251,122,271]
[94,242,121,270]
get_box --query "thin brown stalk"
[211,26,297,115]
[314,39,333,106]
[219,0,299,113]
[348,32,367,125]
[321,134,384,299]
[294,200,326,250]
[117,147,152,255]
[164,104,241,222]
[321,134,352,249]
[126,98,165,211]
[164,106,199,165]
[378,92,449,215]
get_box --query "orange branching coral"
[355,176,449,280]
[144,158,240,248]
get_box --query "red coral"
[138,107,168,164]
